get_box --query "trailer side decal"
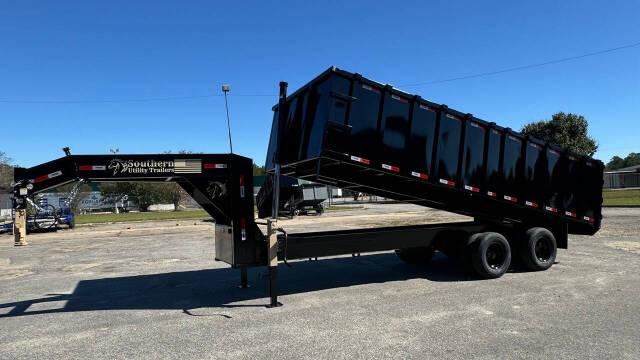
[525,201,539,208]
[487,191,497,197]
[464,185,479,192]
[174,159,202,174]
[504,195,517,202]
[545,206,558,213]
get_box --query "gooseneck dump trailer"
[12,67,603,307]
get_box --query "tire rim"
[534,237,553,263]
[486,242,506,270]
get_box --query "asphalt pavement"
[0,205,638,359]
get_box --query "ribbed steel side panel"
[266,67,603,235]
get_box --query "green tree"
[0,151,14,193]
[521,112,598,157]
[253,163,266,176]
[606,152,640,170]
[100,182,170,212]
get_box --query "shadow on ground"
[1,253,487,317]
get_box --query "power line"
[398,41,640,87]
[1,41,638,103]
[0,93,275,104]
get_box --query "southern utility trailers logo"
[107,159,202,175]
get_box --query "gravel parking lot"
[1,205,639,359]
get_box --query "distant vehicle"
[0,199,74,233]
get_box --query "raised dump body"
[265,67,603,236]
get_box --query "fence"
[603,172,640,189]
[0,194,11,221]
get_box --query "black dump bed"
[265,67,603,235]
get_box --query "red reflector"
[239,175,244,186]
[382,164,400,172]
[464,185,479,193]
[525,201,538,208]
[350,155,370,165]
[362,84,380,94]
[439,179,455,186]
[419,104,436,112]
[78,165,106,171]
[204,163,227,169]
[504,195,517,202]
[34,170,62,183]
[487,191,497,197]
[391,94,408,103]
[240,218,246,241]
[411,171,428,180]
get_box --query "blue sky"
[1,1,638,167]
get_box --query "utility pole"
[222,85,233,154]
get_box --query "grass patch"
[75,210,211,225]
[326,205,364,212]
[602,189,640,206]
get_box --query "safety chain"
[25,197,44,212]
[64,179,86,207]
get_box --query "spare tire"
[519,227,556,271]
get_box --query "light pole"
[222,85,233,154]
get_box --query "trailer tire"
[519,227,556,271]
[68,215,76,229]
[470,232,511,279]
[395,247,435,265]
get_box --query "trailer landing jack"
[264,219,282,308]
